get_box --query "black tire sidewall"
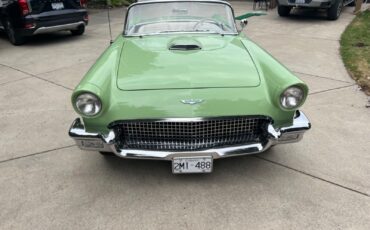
[99,151,115,156]
[4,19,25,45]
[71,25,85,36]
[278,5,292,17]
[327,0,344,20]
[5,20,16,44]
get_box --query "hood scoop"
[168,37,202,51]
[169,44,202,51]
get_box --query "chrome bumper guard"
[69,111,311,160]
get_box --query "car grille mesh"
[114,117,268,151]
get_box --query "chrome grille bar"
[114,117,268,151]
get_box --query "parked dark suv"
[0,0,88,45]
[276,0,364,20]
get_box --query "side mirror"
[237,19,248,33]
[240,19,248,28]
[235,11,266,34]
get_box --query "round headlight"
[280,86,304,109]
[75,93,102,116]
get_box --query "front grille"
[288,0,312,3]
[113,117,269,151]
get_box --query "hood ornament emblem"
[181,99,204,105]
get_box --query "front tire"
[71,25,85,36]
[99,151,115,156]
[327,0,344,20]
[278,5,292,17]
[4,19,26,46]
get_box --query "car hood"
[117,35,260,90]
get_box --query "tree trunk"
[270,0,277,9]
[354,0,363,14]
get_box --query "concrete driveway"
[0,2,369,229]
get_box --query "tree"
[354,0,363,14]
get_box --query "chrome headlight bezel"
[75,93,102,117]
[280,86,305,110]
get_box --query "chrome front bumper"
[69,111,311,160]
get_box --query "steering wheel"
[193,18,219,31]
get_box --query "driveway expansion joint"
[309,84,357,95]
[293,71,354,84]
[247,29,341,42]
[0,145,76,165]
[36,58,97,76]
[255,156,370,198]
[0,76,33,87]
[0,63,73,91]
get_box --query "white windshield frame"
[123,0,238,37]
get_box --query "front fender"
[72,37,125,123]
[240,37,308,110]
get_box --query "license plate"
[172,156,213,174]
[51,2,64,10]
[295,0,305,3]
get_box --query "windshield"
[124,1,237,36]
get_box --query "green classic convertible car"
[69,0,311,173]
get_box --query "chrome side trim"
[107,115,271,128]
[33,21,85,35]
[69,110,311,160]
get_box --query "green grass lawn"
[340,9,370,95]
